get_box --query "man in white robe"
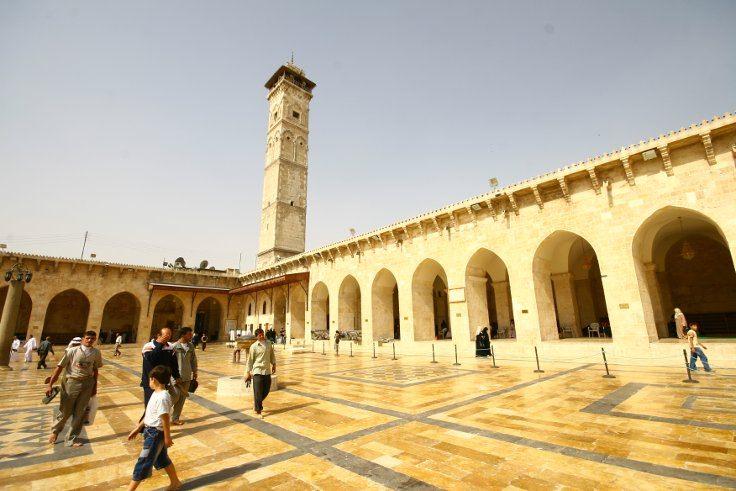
[10,337,20,362]
[24,335,38,362]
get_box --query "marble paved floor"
[1,344,735,490]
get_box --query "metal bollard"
[349,343,353,357]
[311,342,314,353]
[431,343,438,363]
[682,348,698,384]
[490,345,498,368]
[322,341,326,356]
[336,343,339,357]
[452,344,461,366]
[601,347,615,378]
[533,346,544,373]
[372,342,377,359]
[392,343,397,361]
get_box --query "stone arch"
[412,259,451,341]
[533,231,610,341]
[150,294,184,340]
[372,269,400,340]
[0,286,32,337]
[195,296,222,341]
[632,206,736,339]
[338,275,362,333]
[101,292,140,343]
[42,289,90,345]
[310,282,329,338]
[465,248,514,341]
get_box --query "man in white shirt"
[10,337,20,362]
[114,333,123,357]
[23,335,37,362]
[687,323,712,372]
[245,328,276,417]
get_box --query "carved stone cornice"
[700,132,716,166]
[558,177,571,203]
[531,186,543,209]
[658,144,674,176]
[587,168,601,195]
[621,156,635,186]
[506,193,519,215]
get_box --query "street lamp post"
[0,264,32,368]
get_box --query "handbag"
[188,379,198,393]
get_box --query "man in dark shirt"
[140,327,180,407]
[37,336,55,369]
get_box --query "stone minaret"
[256,63,316,267]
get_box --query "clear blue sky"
[1,0,734,271]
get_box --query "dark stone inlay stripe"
[107,360,438,490]
[425,418,736,488]
[582,382,736,430]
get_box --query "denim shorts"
[132,426,172,481]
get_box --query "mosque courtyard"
[0,343,734,490]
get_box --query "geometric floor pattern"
[1,344,735,489]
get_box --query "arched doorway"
[533,231,610,340]
[310,282,329,339]
[633,207,736,339]
[372,269,400,341]
[101,292,140,343]
[195,297,222,341]
[0,286,32,338]
[43,289,90,345]
[150,294,184,340]
[465,249,514,340]
[412,259,450,341]
[338,275,361,334]
[289,284,307,340]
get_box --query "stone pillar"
[551,273,580,336]
[397,280,414,342]
[492,280,512,333]
[465,275,488,341]
[87,299,105,338]
[643,263,668,338]
[0,279,23,368]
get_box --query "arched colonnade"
[302,206,736,347]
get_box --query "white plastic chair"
[588,323,602,337]
[560,326,573,338]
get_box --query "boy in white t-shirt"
[127,365,181,490]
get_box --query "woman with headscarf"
[481,327,491,357]
[475,327,484,357]
[674,308,687,339]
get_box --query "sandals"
[42,386,60,404]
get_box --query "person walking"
[127,365,181,491]
[141,328,181,408]
[687,323,713,372]
[10,336,20,362]
[200,333,208,352]
[334,329,341,354]
[266,324,276,344]
[23,335,37,363]
[46,330,103,447]
[674,308,687,339]
[244,328,276,417]
[37,336,54,369]
[114,333,123,357]
[171,327,197,425]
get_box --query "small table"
[233,338,256,363]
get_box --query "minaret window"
[292,110,300,120]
